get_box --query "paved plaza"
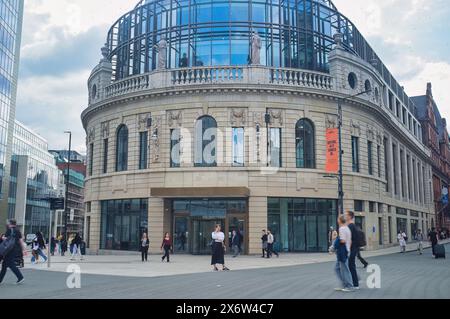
[0,242,449,299]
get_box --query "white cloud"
[15,0,450,154]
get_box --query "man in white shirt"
[266,230,279,258]
[334,215,354,292]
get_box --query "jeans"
[31,249,47,263]
[141,247,149,261]
[335,259,353,289]
[0,256,24,283]
[162,246,171,262]
[71,245,82,259]
[349,247,360,288]
[232,244,239,257]
[267,243,279,258]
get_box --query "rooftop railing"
[102,65,334,101]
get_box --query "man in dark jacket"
[231,230,241,258]
[261,230,268,258]
[0,219,25,285]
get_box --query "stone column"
[248,196,267,255]
[88,201,101,252]
[149,197,165,253]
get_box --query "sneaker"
[341,288,354,292]
[16,279,25,285]
[354,286,360,290]
[223,267,230,271]
[334,287,343,291]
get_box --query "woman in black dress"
[211,224,230,272]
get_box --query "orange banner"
[325,128,339,173]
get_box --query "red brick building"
[412,83,450,232]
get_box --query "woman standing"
[141,233,150,262]
[161,232,172,263]
[211,224,230,272]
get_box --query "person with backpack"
[70,233,83,261]
[428,227,439,257]
[333,215,354,292]
[345,211,365,290]
[0,219,25,285]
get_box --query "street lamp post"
[64,131,72,240]
[326,90,372,216]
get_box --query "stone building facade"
[412,84,450,231]
[81,0,435,255]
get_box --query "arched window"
[116,124,129,172]
[296,119,315,169]
[194,116,217,167]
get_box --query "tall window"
[407,154,411,200]
[296,119,315,168]
[139,131,148,170]
[89,143,94,176]
[377,145,381,178]
[384,138,389,192]
[400,150,405,198]
[170,128,181,168]
[194,116,217,167]
[367,141,373,175]
[412,158,417,201]
[116,124,129,172]
[232,127,244,166]
[351,136,359,173]
[392,144,398,195]
[103,139,108,174]
[269,128,282,168]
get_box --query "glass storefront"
[172,199,247,255]
[100,199,148,251]
[268,198,337,252]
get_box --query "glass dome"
[107,0,413,110]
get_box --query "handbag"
[0,229,17,258]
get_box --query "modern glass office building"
[8,121,59,236]
[0,0,24,223]
[83,0,435,254]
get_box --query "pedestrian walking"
[60,236,67,257]
[261,230,268,258]
[141,233,149,262]
[428,227,439,257]
[70,233,83,261]
[398,231,407,253]
[266,230,279,258]
[34,232,48,263]
[334,215,354,292]
[0,219,26,285]
[211,225,230,271]
[231,230,241,258]
[237,229,243,254]
[50,237,56,256]
[416,229,424,255]
[161,232,172,263]
[345,211,366,289]
[178,232,186,251]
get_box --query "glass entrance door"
[174,216,189,253]
[191,219,225,255]
[227,215,246,255]
[288,214,332,253]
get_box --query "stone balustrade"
[101,65,334,103]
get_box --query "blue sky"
[16,0,450,153]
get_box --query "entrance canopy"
[150,187,250,198]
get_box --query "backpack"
[354,226,367,248]
[0,229,17,258]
